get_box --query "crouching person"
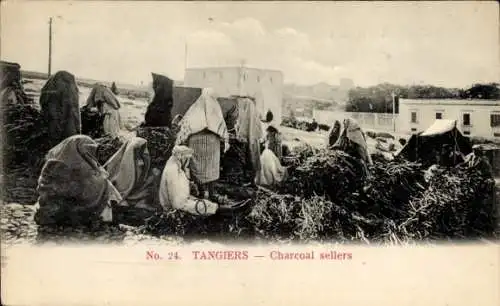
[159,146,250,216]
[104,137,163,226]
[159,146,218,216]
[34,135,122,227]
[256,141,288,188]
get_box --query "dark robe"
[0,61,29,105]
[327,120,342,147]
[265,109,273,122]
[144,73,173,127]
[39,71,81,148]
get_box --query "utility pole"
[391,92,396,132]
[184,41,188,71]
[48,17,53,77]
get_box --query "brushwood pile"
[1,98,50,204]
[1,94,497,244]
[1,136,497,244]
[88,142,496,244]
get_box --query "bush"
[318,124,330,131]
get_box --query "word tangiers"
[192,250,249,260]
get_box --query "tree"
[344,83,493,114]
[460,83,500,100]
[111,82,118,95]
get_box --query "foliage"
[345,83,500,113]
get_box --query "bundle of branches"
[282,142,318,167]
[1,166,40,204]
[81,107,105,139]
[1,103,50,203]
[399,167,495,240]
[280,148,365,201]
[141,208,253,242]
[1,102,49,168]
[136,126,175,170]
[362,160,427,217]
[247,193,333,242]
[247,190,390,243]
[95,136,124,165]
[219,138,254,185]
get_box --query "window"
[219,72,223,79]
[463,131,471,135]
[270,77,273,83]
[411,112,417,123]
[462,113,471,126]
[243,73,247,81]
[411,128,417,132]
[435,112,442,119]
[491,113,500,127]
[203,72,206,79]
[257,76,260,82]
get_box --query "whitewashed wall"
[399,99,500,139]
[312,109,398,133]
[184,67,283,126]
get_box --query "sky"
[1,1,499,88]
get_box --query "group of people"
[420,142,495,184]
[37,70,124,148]
[31,70,287,226]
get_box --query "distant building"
[398,98,500,138]
[184,66,284,125]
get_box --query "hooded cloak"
[235,97,263,173]
[35,135,122,225]
[144,73,173,127]
[104,137,160,211]
[85,84,122,136]
[40,71,81,147]
[333,118,373,165]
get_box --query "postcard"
[1,1,499,305]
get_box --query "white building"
[183,67,284,125]
[398,98,500,139]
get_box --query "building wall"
[399,99,500,138]
[184,67,284,126]
[184,68,240,98]
[312,109,397,133]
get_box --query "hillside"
[283,80,354,105]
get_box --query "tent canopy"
[395,119,472,166]
[421,119,456,136]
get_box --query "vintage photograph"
[1,1,499,246]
